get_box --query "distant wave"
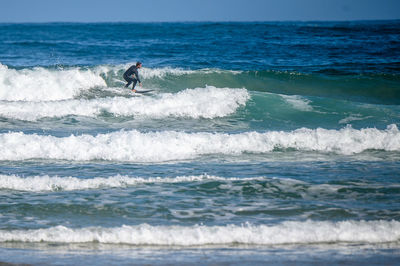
[3,174,396,200]
[0,174,267,192]
[0,125,398,162]
[1,220,399,245]
[0,86,249,121]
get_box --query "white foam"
[0,125,399,162]
[0,63,106,101]
[0,174,263,192]
[280,94,313,111]
[1,220,399,245]
[138,66,195,78]
[0,86,249,121]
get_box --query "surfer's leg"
[131,79,138,90]
[123,75,133,88]
[125,80,132,88]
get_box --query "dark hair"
[136,62,142,66]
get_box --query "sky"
[0,0,399,23]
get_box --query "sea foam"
[0,125,398,162]
[1,220,399,245]
[0,86,249,121]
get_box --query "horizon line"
[0,18,399,24]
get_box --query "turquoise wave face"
[246,92,400,130]
[132,70,400,105]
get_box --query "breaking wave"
[0,63,242,102]
[0,125,398,162]
[0,86,249,120]
[1,220,399,245]
[2,63,399,105]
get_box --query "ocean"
[0,21,399,265]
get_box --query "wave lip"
[0,63,106,101]
[0,86,249,121]
[0,125,399,162]
[1,220,399,245]
[109,64,242,79]
[0,174,264,192]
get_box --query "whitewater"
[1,125,399,162]
[2,220,399,245]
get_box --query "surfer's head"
[136,62,142,68]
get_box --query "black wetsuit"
[123,65,141,89]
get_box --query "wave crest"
[0,125,398,162]
[1,220,399,245]
[0,63,106,101]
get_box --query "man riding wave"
[123,62,142,92]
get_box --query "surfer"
[123,62,142,92]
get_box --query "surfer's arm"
[134,69,141,83]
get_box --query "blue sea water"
[0,21,400,265]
